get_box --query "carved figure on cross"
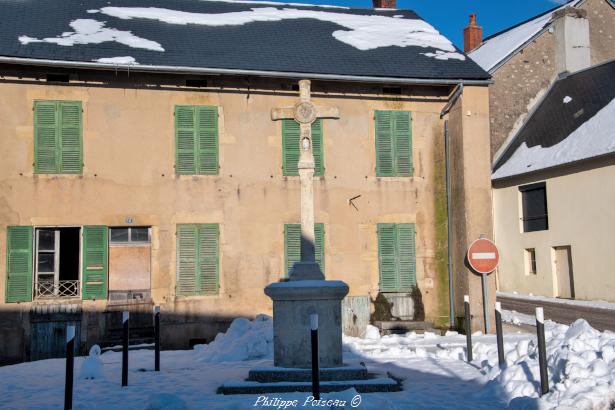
[272,80,339,280]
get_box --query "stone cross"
[272,80,339,280]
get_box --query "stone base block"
[248,365,368,383]
[218,378,401,394]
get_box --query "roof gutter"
[0,56,492,86]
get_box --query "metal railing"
[35,280,80,299]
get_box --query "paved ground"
[498,295,615,332]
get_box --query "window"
[375,110,413,177]
[176,224,219,296]
[520,182,548,232]
[377,223,416,292]
[175,105,218,175]
[34,100,83,174]
[284,224,325,278]
[110,227,150,243]
[282,119,324,176]
[525,248,537,275]
[34,228,80,298]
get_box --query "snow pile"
[19,19,164,51]
[563,96,572,104]
[79,345,104,380]
[193,315,273,362]
[92,6,462,57]
[493,97,615,180]
[477,319,615,409]
[95,56,138,64]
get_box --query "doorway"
[553,246,574,299]
[35,228,81,298]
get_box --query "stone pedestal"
[264,279,349,368]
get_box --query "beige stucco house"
[0,0,493,364]
[492,59,615,302]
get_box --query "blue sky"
[297,0,569,48]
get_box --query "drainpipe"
[444,119,455,330]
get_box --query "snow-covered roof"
[468,0,583,73]
[492,60,615,181]
[0,0,489,81]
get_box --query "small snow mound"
[564,319,599,342]
[146,393,187,410]
[194,314,273,363]
[364,325,381,340]
[80,344,104,380]
[563,96,572,104]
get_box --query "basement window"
[525,248,537,275]
[110,227,150,244]
[519,182,548,232]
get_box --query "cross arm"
[271,107,295,121]
[315,106,340,119]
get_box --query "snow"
[563,95,572,104]
[93,6,462,56]
[469,1,581,72]
[19,19,164,51]
[501,309,538,327]
[79,345,104,380]
[499,291,615,311]
[94,56,138,65]
[2,316,615,409]
[492,97,615,180]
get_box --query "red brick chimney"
[463,14,483,52]
[373,0,396,8]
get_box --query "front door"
[553,246,574,299]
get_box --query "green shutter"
[393,111,412,176]
[175,106,219,175]
[175,106,197,175]
[375,110,412,177]
[311,120,324,176]
[397,224,416,290]
[59,102,83,174]
[196,107,218,175]
[282,120,300,176]
[198,224,219,294]
[34,101,82,174]
[82,226,108,300]
[378,224,398,292]
[176,224,198,295]
[378,223,416,292]
[284,223,324,278]
[282,120,324,176]
[177,224,219,296]
[5,226,33,303]
[34,101,59,173]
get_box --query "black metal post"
[310,314,320,400]
[122,311,129,387]
[495,302,505,368]
[536,307,549,396]
[154,306,160,372]
[64,325,75,410]
[464,295,473,362]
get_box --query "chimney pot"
[464,13,483,53]
[372,0,396,9]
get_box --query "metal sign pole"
[481,272,491,334]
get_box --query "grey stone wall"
[489,0,615,160]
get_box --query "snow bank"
[19,19,164,51]
[94,6,462,56]
[146,393,188,410]
[498,291,615,311]
[193,314,273,362]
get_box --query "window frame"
[519,182,549,232]
[109,227,151,245]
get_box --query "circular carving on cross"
[294,101,317,124]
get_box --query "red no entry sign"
[467,238,499,274]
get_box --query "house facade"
[492,60,615,302]
[0,0,493,364]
